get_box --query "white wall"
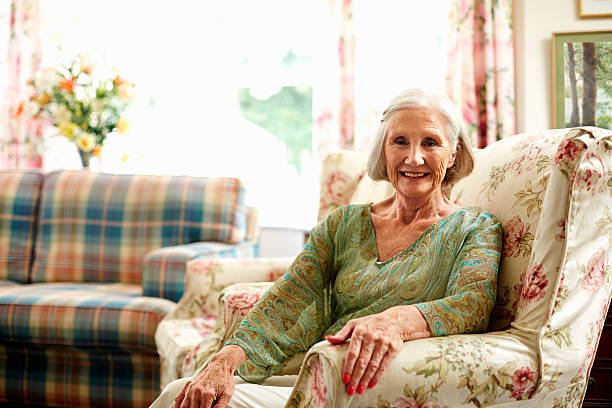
[514,0,612,133]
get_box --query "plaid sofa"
[0,170,258,407]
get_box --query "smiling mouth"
[399,171,428,178]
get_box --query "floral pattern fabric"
[1,0,43,169]
[225,204,502,383]
[155,127,612,407]
[282,127,612,408]
[446,0,515,148]
[154,257,294,387]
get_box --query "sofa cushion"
[32,171,247,283]
[0,282,176,351]
[0,171,42,283]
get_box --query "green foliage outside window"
[238,86,312,172]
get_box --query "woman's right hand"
[174,344,246,408]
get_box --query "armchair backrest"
[450,127,612,395]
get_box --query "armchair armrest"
[142,241,259,302]
[180,282,274,377]
[155,257,294,387]
[287,330,539,408]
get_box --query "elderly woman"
[152,88,502,408]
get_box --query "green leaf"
[414,385,426,405]
[286,391,304,408]
[376,397,392,408]
[410,354,447,379]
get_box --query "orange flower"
[93,146,102,158]
[113,75,125,86]
[13,102,24,118]
[59,78,75,93]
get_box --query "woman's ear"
[448,153,456,168]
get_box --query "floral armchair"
[155,127,612,407]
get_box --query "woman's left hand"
[325,305,430,396]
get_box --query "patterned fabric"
[446,0,515,148]
[155,257,294,387]
[32,170,248,283]
[0,280,21,289]
[317,150,367,222]
[280,127,612,408]
[245,206,260,242]
[0,171,42,282]
[225,204,502,383]
[143,241,259,303]
[0,343,160,407]
[1,0,43,169]
[288,331,538,408]
[181,282,274,377]
[0,282,176,350]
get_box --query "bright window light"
[37,0,450,229]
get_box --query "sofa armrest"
[155,257,294,387]
[142,241,259,302]
[287,330,539,408]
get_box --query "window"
[38,1,450,229]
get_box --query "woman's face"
[383,107,455,200]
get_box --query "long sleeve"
[224,207,345,383]
[414,213,502,336]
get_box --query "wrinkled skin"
[325,305,430,395]
[174,345,246,408]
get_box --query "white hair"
[366,88,474,189]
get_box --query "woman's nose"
[404,147,424,166]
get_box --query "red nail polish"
[347,385,355,396]
[357,385,365,394]
[343,374,350,384]
[368,381,376,388]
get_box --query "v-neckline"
[367,204,468,265]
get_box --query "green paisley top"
[225,204,502,383]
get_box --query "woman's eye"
[394,137,406,145]
[424,139,437,147]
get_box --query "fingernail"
[357,385,365,395]
[368,381,376,388]
[343,374,350,384]
[347,385,355,396]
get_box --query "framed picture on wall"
[579,0,612,18]
[552,31,612,130]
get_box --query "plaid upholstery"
[0,283,176,350]
[142,241,259,302]
[0,280,21,289]
[245,206,259,242]
[0,171,43,283]
[32,171,247,283]
[0,343,159,408]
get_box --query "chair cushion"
[0,282,176,351]
[0,171,43,283]
[32,171,247,283]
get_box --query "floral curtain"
[0,0,43,169]
[446,0,515,148]
[313,0,356,158]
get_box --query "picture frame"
[579,0,612,18]
[552,31,612,130]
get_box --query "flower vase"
[78,150,92,169]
